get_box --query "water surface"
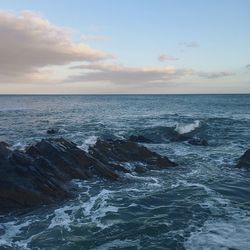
[0,94,250,249]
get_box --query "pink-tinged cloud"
[66,63,235,85]
[0,10,111,83]
[67,63,193,84]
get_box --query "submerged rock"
[236,149,250,169]
[169,132,208,146]
[188,138,208,146]
[170,133,191,142]
[0,137,177,212]
[47,128,58,134]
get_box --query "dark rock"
[89,139,177,170]
[236,149,250,169]
[188,138,208,146]
[0,141,9,147]
[129,135,153,143]
[169,132,208,146]
[47,128,58,134]
[0,137,177,213]
[134,166,146,173]
[170,133,191,142]
[0,224,5,236]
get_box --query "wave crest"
[175,120,200,134]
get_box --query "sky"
[0,0,249,94]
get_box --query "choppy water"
[0,94,250,250]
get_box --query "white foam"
[0,220,32,248]
[58,128,68,133]
[184,182,250,250]
[171,180,213,194]
[11,142,27,151]
[185,217,250,250]
[95,239,141,250]
[83,189,119,229]
[48,205,73,231]
[124,173,162,188]
[78,136,98,152]
[175,120,200,134]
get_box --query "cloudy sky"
[0,0,249,94]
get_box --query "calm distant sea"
[0,94,250,249]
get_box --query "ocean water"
[0,94,250,250]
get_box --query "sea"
[0,94,250,250]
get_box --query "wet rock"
[89,139,177,170]
[0,224,5,236]
[0,137,177,212]
[188,138,208,146]
[134,165,146,173]
[47,128,58,134]
[169,132,208,146]
[236,149,250,169]
[170,133,191,142]
[129,135,153,143]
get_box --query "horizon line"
[0,93,249,96]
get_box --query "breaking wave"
[78,135,98,152]
[175,120,201,134]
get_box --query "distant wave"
[0,108,31,112]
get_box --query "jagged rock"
[188,138,208,146]
[0,141,69,212]
[236,149,250,169]
[129,135,153,143]
[0,137,177,212]
[89,139,177,170]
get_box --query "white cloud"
[0,10,111,83]
[158,54,179,62]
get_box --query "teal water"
[0,94,250,249]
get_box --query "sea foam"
[78,135,98,152]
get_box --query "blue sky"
[0,0,249,93]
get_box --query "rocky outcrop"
[236,149,250,169]
[0,137,177,212]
